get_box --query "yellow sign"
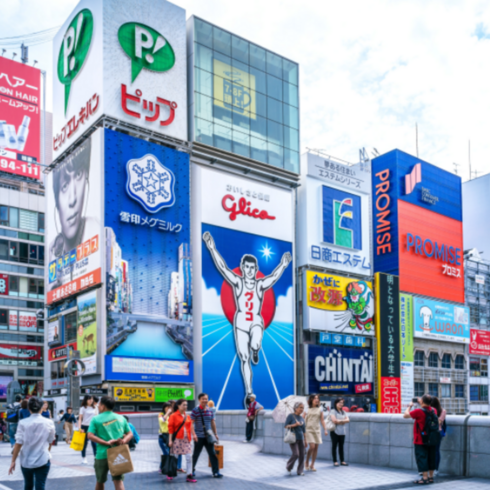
[113,387,155,402]
[213,59,256,119]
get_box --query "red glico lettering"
[221,194,276,222]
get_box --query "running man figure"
[203,231,292,405]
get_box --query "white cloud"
[274,286,294,323]
[201,278,224,315]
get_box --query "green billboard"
[400,293,413,362]
[155,386,194,403]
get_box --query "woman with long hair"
[78,395,98,464]
[430,396,446,474]
[284,402,308,476]
[305,394,328,471]
[330,397,350,467]
[168,399,197,483]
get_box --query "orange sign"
[47,268,101,305]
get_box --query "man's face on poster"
[242,260,257,280]
[57,167,87,240]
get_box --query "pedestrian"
[123,416,140,451]
[330,397,350,467]
[79,395,98,464]
[284,401,308,476]
[41,402,52,419]
[190,393,222,479]
[7,394,22,450]
[430,396,446,474]
[60,407,77,444]
[168,399,197,483]
[305,394,328,471]
[8,397,56,490]
[168,400,184,474]
[403,394,439,485]
[158,403,171,459]
[244,394,263,443]
[19,399,31,421]
[87,396,133,490]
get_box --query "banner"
[114,386,155,402]
[304,270,374,335]
[48,317,62,346]
[375,273,401,413]
[413,296,470,344]
[48,343,76,362]
[19,311,37,333]
[155,386,194,403]
[308,344,374,395]
[0,57,42,179]
[400,293,414,412]
[470,329,490,356]
[77,290,97,374]
[0,274,9,296]
[46,130,103,304]
[0,344,42,366]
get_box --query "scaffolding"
[464,253,490,330]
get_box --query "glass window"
[283,58,298,85]
[482,358,488,377]
[0,239,8,261]
[19,210,38,232]
[64,312,77,344]
[284,126,299,152]
[442,354,451,369]
[428,383,438,397]
[470,357,481,376]
[29,244,38,264]
[250,66,267,95]
[268,141,283,168]
[0,309,7,327]
[19,277,28,297]
[255,92,267,118]
[429,352,438,368]
[249,44,266,71]
[481,385,489,401]
[267,120,283,146]
[195,93,213,122]
[38,246,44,266]
[194,117,213,146]
[38,213,44,233]
[19,243,28,263]
[195,68,213,97]
[18,232,28,240]
[0,206,8,226]
[37,280,44,298]
[284,103,299,130]
[414,382,425,397]
[283,81,299,108]
[414,351,425,367]
[250,115,267,140]
[213,27,231,56]
[266,51,282,78]
[195,19,213,48]
[28,278,37,298]
[9,208,19,228]
[455,355,465,370]
[441,384,451,398]
[195,43,213,72]
[9,310,18,330]
[232,35,248,64]
[232,107,250,131]
[232,129,250,158]
[267,74,283,101]
[231,60,250,88]
[213,122,232,152]
[455,385,465,398]
[267,98,282,123]
[9,276,18,296]
[29,234,43,243]
[284,149,299,173]
[9,241,18,262]
[250,137,267,164]
[470,385,479,401]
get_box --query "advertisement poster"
[400,293,414,412]
[0,57,42,179]
[196,165,295,410]
[46,130,103,305]
[0,375,13,399]
[155,386,194,403]
[304,270,374,335]
[48,343,76,362]
[104,129,192,379]
[114,386,155,402]
[19,311,37,333]
[413,297,470,344]
[469,329,490,356]
[308,345,374,395]
[48,317,61,346]
[0,344,42,366]
[77,290,97,374]
[375,273,401,413]
[0,274,9,296]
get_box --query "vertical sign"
[375,272,401,413]
[77,289,97,374]
[400,293,414,412]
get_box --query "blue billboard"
[103,129,193,380]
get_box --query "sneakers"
[213,473,224,479]
[243,440,250,443]
[252,349,259,365]
[82,458,88,465]
[186,475,197,483]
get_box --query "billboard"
[47,317,61,347]
[52,0,187,159]
[413,297,470,344]
[375,273,401,413]
[113,385,194,402]
[19,311,37,333]
[308,344,374,395]
[470,329,490,356]
[303,270,374,335]
[0,57,42,179]
[46,129,103,305]
[103,129,192,379]
[0,375,13,399]
[0,274,8,295]
[48,343,76,362]
[400,293,414,412]
[0,344,42,365]
[297,152,372,276]
[194,165,295,410]
[77,290,97,374]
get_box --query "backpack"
[421,408,442,446]
[6,404,21,424]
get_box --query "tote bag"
[107,444,134,477]
[70,431,86,452]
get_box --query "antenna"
[372,148,380,158]
[416,123,419,158]
[469,140,472,180]
[453,162,461,175]
[33,60,38,67]
[12,52,17,60]
[21,43,28,64]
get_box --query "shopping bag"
[208,444,224,469]
[70,431,86,452]
[162,454,178,477]
[107,444,134,477]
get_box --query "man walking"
[191,393,223,478]
[8,397,56,490]
[87,396,133,490]
[7,394,22,450]
[59,407,77,444]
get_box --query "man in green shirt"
[88,396,133,490]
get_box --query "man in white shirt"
[9,397,56,490]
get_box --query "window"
[38,213,44,233]
[429,352,438,368]
[414,351,425,367]
[428,383,438,397]
[441,354,451,369]
[470,385,489,402]
[8,276,18,296]
[28,278,37,298]
[441,384,451,398]
[455,385,465,398]
[482,358,488,377]
[0,309,7,329]
[455,355,465,370]
[50,360,65,380]
[414,382,425,397]
[0,206,8,226]
[9,208,18,229]
[38,246,44,266]
[28,244,37,264]
[19,278,28,297]
[19,243,28,263]
[64,312,77,344]
[19,210,38,232]
[0,239,8,261]
[470,357,488,377]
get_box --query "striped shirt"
[190,406,214,438]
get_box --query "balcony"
[414,367,467,384]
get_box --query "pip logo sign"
[118,23,175,82]
[322,186,362,250]
[126,154,176,213]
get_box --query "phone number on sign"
[0,158,41,179]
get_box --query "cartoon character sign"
[344,281,374,331]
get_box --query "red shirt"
[410,407,437,445]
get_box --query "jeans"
[158,435,169,456]
[286,440,305,474]
[192,437,219,475]
[331,432,345,463]
[81,425,97,458]
[21,462,50,490]
[64,422,74,443]
[9,423,18,447]
[246,419,254,441]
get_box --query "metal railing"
[413,367,467,384]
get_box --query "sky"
[2,0,490,181]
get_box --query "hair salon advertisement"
[46,129,103,304]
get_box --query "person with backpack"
[430,396,447,474]
[6,394,22,450]
[404,394,440,485]
[122,416,140,451]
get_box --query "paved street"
[0,436,488,490]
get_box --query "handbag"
[284,428,296,444]
[199,408,217,445]
[325,413,336,432]
[107,444,134,477]
[70,430,86,451]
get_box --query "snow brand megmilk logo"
[118,23,175,83]
[57,9,94,115]
[126,154,176,213]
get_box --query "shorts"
[94,458,124,483]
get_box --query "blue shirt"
[190,406,214,438]
[19,409,31,420]
[128,422,140,444]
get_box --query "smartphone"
[412,398,419,403]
